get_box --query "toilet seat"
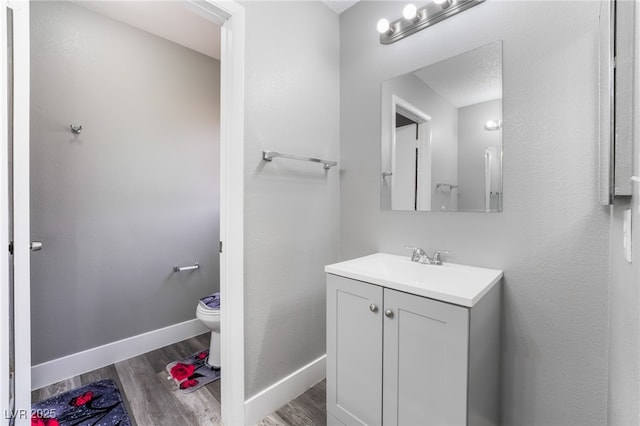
[197,302,220,316]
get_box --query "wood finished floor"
[32,333,327,426]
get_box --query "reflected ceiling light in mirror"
[484,120,502,131]
[378,0,484,45]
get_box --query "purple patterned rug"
[31,379,131,426]
[166,348,221,393]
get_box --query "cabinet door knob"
[369,304,378,313]
[384,309,394,318]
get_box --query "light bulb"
[434,0,452,7]
[377,18,390,34]
[484,120,502,131]
[403,4,418,20]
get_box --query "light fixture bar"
[380,0,485,45]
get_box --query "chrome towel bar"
[435,183,458,191]
[262,150,337,170]
[174,263,199,272]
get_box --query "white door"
[1,1,31,425]
[326,274,383,426]
[392,124,417,210]
[383,289,469,426]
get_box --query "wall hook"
[70,124,83,134]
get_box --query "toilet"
[196,293,221,369]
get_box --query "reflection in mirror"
[381,41,503,212]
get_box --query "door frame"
[203,1,246,424]
[1,1,246,424]
[0,3,9,420]
[1,1,30,424]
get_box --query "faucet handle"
[431,250,451,265]
[404,245,426,254]
[404,245,426,261]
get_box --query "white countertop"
[325,253,503,307]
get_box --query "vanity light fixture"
[434,0,453,7]
[378,0,485,45]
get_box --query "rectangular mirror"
[381,41,503,212]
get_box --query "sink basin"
[325,253,503,307]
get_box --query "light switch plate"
[623,208,632,263]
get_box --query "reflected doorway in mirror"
[391,95,432,211]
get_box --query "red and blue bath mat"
[166,348,221,393]
[31,379,131,426]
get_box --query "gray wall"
[607,2,640,424]
[30,2,220,364]
[608,199,639,425]
[243,2,340,398]
[340,2,609,425]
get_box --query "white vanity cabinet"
[382,285,469,426]
[326,275,384,426]
[325,253,502,426]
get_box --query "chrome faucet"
[405,246,427,263]
[430,250,451,265]
[404,246,451,265]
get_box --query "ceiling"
[413,42,502,108]
[322,0,360,14]
[76,1,221,59]
[76,1,362,59]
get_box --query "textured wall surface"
[243,2,340,398]
[30,2,220,364]
[607,2,640,424]
[340,2,609,424]
[608,199,639,425]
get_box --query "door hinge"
[219,241,223,253]
[8,241,13,255]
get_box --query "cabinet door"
[383,289,469,426]
[327,274,384,426]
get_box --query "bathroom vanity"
[325,253,503,426]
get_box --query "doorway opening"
[1,1,245,424]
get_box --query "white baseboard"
[31,318,208,390]
[244,354,326,424]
